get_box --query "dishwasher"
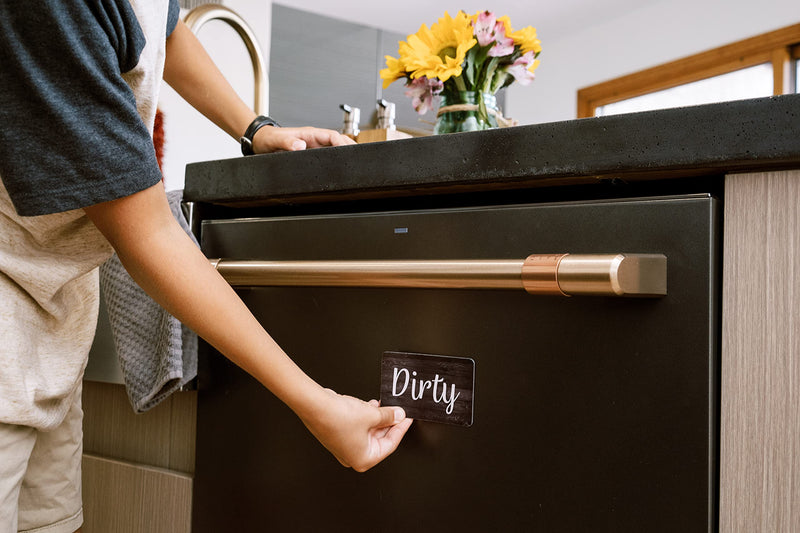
[193,193,719,532]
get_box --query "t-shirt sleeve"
[0,1,165,216]
[167,0,180,37]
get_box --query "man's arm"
[162,19,355,153]
[84,182,411,472]
[84,19,412,471]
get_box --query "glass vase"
[433,92,499,134]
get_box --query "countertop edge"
[184,94,800,206]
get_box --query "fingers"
[349,402,412,472]
[361,416,413,472]
[269,130,306,152]
[370,403,407,429]
[381,417,414,450]
[254,126,355,154]
[298,128,355,149]
[303,390,413,472]
[288,138,307,151]
[328,131,357,146]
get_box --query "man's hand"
[252,125,356,153]
[301,389,413,472]
[163,20,357,155]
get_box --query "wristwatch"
[240,115,281,155]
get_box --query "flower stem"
[483,57,500,94]
[491,71,509,93]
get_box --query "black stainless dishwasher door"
[194,195,719,533]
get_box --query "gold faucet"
[184,4,268,115]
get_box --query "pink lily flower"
[506,51,538,85]
[405,76,444,114]
[488,21,515,57]
[474,11,497,46]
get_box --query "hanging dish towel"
[99,189,198,413]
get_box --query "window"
[796,58,799,91]
[794,45,800,92]
[796,59,799,91]
[596,64,773,116]
[578,23,800,118]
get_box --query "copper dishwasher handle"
[209,254,666,297]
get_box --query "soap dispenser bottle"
[354,100,413,143]
[339,104,360,140]
[377,99,396,130]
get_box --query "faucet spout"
[184,4,269,115]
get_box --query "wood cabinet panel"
[82,381,196,473]
[82,455,192,533]
[721,170,800,532]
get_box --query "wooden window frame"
[577,23,800,118]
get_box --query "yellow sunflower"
[399,11,477,82]
[509,26,542,55]
[379,55,407,89]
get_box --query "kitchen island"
[185,93,800,532]
[83,94,800,532]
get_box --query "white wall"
[507,0,799,125]
[158,0,271,191]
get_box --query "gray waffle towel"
[99,189,198,413]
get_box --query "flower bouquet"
[380,10,541,134]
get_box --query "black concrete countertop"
[184,94,800,207]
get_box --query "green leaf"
[491,71,509,93]
[483,57,499,94]
[473,46,491,89]
[465,47,477,87]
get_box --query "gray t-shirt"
[0,0,180,216]
[0,0,180,430]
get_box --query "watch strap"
[240,115,280,155]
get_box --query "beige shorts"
[0,385,83,533]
